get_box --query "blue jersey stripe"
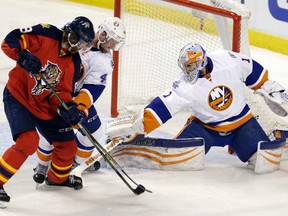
[82,84,105,103]
[145,96,172,124]
[245,60,264,86]
[207,104,250,125]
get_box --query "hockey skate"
[45,175,83,190]
[0,186,10,209]
[33,163,49,184]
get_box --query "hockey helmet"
[178,43,207,84]
[98,17,126,51]
[64,16,95,53]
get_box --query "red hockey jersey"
[1,23,81,120]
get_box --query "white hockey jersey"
[144,50,268,133]
[73,47,114,109]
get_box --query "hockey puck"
[133,184,146,195]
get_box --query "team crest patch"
[31,61,62,95]
[172,80,181,89]
[208,85,233,111]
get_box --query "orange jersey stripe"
[143,109,161,134]
[74,89,93,109]
[37,151,52,163]
[201,113,253,132]
[252,69,269,90]
[76,149,94,158]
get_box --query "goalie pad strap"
[259,131,286,150]
[123,134,204,148]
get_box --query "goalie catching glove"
[105,111,145,142]
[255,80,288,117]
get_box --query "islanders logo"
[208,85,233,111]
[31,61,62,95]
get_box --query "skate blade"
[35,183,41,189]
[0,201,8,209]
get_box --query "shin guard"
[250,131,286,174]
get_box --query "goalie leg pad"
[248,131,286,174]
[109,136,205,171]
[280,130,288,161]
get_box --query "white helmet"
[178,43,207,84]
[98,17,126,51]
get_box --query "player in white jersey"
[33,17,126,184]
[106,43,288,173]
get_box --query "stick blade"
[133,184,146,195]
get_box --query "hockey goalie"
[106,43,288,173]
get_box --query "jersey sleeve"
[1,24,60,60]
[1,27,26,60]
[231,51,268,90]
[244,59,268,90]
[74,51,113,109]
[143,76,190,133]
[73,84,105,109]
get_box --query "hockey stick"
[71,139,122,177]
[78,123,152,194]
[39,74,152,195]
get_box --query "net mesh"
[114,0,288,135]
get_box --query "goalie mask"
[97,17,126,51]
[178,43,207,84]
[63,16,95,53]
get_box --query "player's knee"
[15,131,39,156]
[53,140,78,161]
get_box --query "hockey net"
[111,0,288,137]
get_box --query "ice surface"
[0,0,288,215]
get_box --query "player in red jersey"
[33,17,126,182]
[0,16,95,208]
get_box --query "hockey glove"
[58,102,86,126]
[17,49,42,76]
[105,110,145,143]
[255,80,288,117]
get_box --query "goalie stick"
[39,73,152,195]
[71,139,123,177]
